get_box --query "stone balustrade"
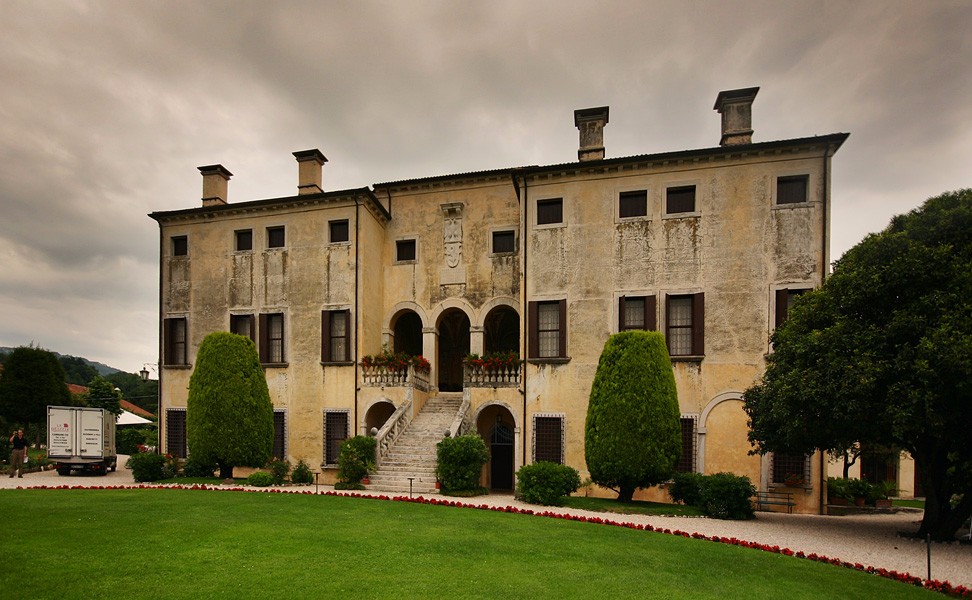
[463,362,521,387]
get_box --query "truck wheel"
[110,462,117,472]
[57,467,71,476]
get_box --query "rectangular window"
[777,175,809,205]
[235,229,252,251]
[528,300,567,359]
[536,198,563,225]
[273,411,286,460]
[163,317,187,366]
[172,236,188,257]
[267,226,285,248]
[619,190,648,218]
[396,239,416,262]
[324,411,349,465]
[230,314,255,342]
[492,230,516,254]
[666,185,696,214]
[329,220,349,243]
[619,295,656,331]
[774,288,809,327]
[321,309,351,363]
[678,418,697,473]
[259,313,285,364]
[166,409,187,459]
[772,453,809,485]
[533,415,564,464]
[666,293,704,356]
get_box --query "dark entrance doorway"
[484,306,519,353]
[393,311,423,356]
[437,309,469,392]
[489,422,514,490]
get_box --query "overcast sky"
[1,0,969,373]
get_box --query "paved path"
[4,462,970,588]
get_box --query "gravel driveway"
[4,460,969,588]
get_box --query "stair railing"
[374,397,413,468]
[445,393,471,439]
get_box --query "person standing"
[9,429,28,478]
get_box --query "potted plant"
[826,477,851,505]
[848,478,872,507]
[784,472,805,487]
[874,480,897,508]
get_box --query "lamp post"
[140,363,159,454]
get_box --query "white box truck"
[47,406,117,476]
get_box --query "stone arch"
[386,302,427,357]
[361,398,397,435]
[698,391,760,483]
[482,305,520,354]
[474,296,519,329]
[429,297,477,329]
[436,306,471,392]
[473,401,521,491]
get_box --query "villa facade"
[150,87,848,511]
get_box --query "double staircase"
[367,393,463,495]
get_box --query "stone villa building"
[150,87,849,511]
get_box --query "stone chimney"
[574,106,609,161]
[714,87,759,146]
[198,164,232,206]
[293,149,327,195]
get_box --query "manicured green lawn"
[561,495,705,517]
[0,489,940,599]
[894,498,926,509]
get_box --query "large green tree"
[187,332,273,479]
[744,189,972,541]
[585,330,681,502]
[59,356,99,386]
[85,376,123,416]
[0,345,72,428]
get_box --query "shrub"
[668,472,705,506]
[826,477,852,502]
[117,427,149,455]
[247,471,273,487]
[334,482,366,491]
[516,462,581,506]
[436,434,489,493]
[699,472,756,520]
[127,452,169,482]
[291,459,314,484]
[337,436,376,484]
[585,331,681,502]
[268,458,291,485]
[847,477,874,501]
[182,456,216,478]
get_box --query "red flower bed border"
[14,484,970,598]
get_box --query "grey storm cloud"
[1,0,970,371]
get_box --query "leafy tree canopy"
[585,330,681,502]
[187,332,273,479]
[744,189,972,540]
[59,356,99,386]
[0,345,72,428]
[85,376,123,416]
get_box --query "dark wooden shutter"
[341,309,351,362]
[259,313,269,363]
[692,292,704,356]
[558,299,567,358]
[645,295,657,331]
[527,301,539,359]
[321,310,330,362]
[618,296,626,331]
[775,288,789,328]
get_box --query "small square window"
[267,226,285,248]
[537,198,563,225]
[492,230,516,254]
[666,186,696,214]
[777,175,809,205]
[329,220,349,244]
[235,229,252,252]
[396,239,417,262]
[171,236,188,256]
[619,190,648,218]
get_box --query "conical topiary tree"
[187,332,274,479]
[584,330,681,502]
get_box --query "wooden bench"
[756,490,795,513]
